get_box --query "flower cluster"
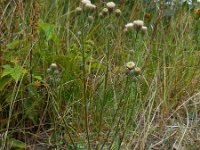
[125,19,147,33]
[47,63,61,84]
[75,0,96,14]
[99,2,121,18]
[126,61,141,76]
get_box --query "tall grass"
[0,0,200,149]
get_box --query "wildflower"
[126,61,136,70]
[114,9,121,17]
[50,63,58,70]
[106,2,116,12]
[81,0,91,6]
[134,67,141,76]
[88,15,94,22]
[125,23,134,30]
[85,3,96,11]
[133,20,144,31]
[75,7,82,15]
[141,26,147,33]
[102,8,109,16]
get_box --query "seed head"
[50,63,58,70]
[134,67,141,76]
[81,0,91,6]
[141,26,147,33]
[133,20,144,31]
[126,61,136,70]
[75,7,82,15]
[85,3,96,11]
[125,22,134,30]
[106,2,116,12]
[114,9,121,17]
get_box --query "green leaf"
[38,20,59,44]
[10,138,26,149]
[2,64,26,82]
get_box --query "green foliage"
[2,64,26,82]
[0,0,200,149]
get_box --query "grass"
[0,0,200,149]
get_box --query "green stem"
[81,11,90,149]
[100,76,129,150]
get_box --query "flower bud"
[75,7,82,15]
[102,8,109,16]
[50,63,58,70]
[134,67,141,76]
[114,9,121,17]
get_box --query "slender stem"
[51,93,76,149]
[100,76,129,150]
[81,13,90,149]
[133,31,138,51]
[30,1,34,83]
[96,27,111,149]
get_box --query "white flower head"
[125,23,134,30]
[85,3,96,11]
[106,2,116,11]
[133,20,144,31]
[81,0,91,5]
[141,26,147,33]
[50,63,58,70]
[126,61,136,70]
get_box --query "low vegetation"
[0,0,200,149]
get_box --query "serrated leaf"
[38,20,59,44]
[2,64,26,82]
